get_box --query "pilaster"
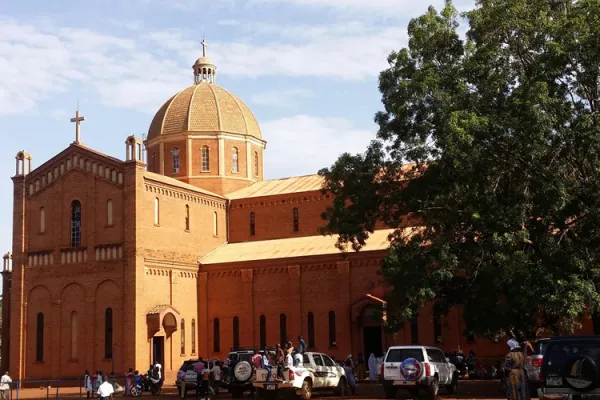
[287,265,302,344]
[336,261,351,353]
[85,297,96,369]
[187,137,193,175]
[245,141,252,179]
[9,173,26,380]
[198,272,208,356]
[241,269,254,347]
[51,300,61,378]
[123,154,147,373]
[159,142,165,174]
[218,137,225,176]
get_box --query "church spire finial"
[193,38,217,85]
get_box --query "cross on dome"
[193,38,217,85]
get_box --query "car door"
[321,355,340,388]
[311,354,327,388]
[428,349,449,384]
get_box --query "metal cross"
[201,39,208,57]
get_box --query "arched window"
[249,212,256,236]
[71,200,82,247]
[71,311,79,360]
[410,315,419,344]
[280,313,287,346]
[328,311,336,347]
[36,312,44,362]
[259,315,266,349]
[201,146,210,172]
[233,317,240,350]
[154,198,160,225]
[181,318,186,355]
[213,318,220,353]
[232,147,239,173]
[185,205,190,231]
[40,206,46,233]
[213,212,218,236]
[105,308,113,359]
[307,312,315,348]
[107,199,113,226]
[293,208,299,232]
[172,147,180,173]
[191,319,196,354]
[254,152,259,176]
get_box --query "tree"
[320,0,600,338]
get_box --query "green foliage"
[320,0,600,338]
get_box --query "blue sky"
[0,0,475,253]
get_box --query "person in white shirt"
[97,376,114,400]
[212,361,222,390]
[0,372,12,400]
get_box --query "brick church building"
[1,43,540,382]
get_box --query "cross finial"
[201,39,207,57]
[70,109,85,144]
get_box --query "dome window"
[201,146,210,172]
[172,147,180,174]
[232,147,239,173]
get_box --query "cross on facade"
[201,39,208,57]
[70,110,85,144]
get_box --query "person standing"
[251,350,262,369]
[503,339,529,400]
[262,347,272,382]
[343,361,357,395]
[125,368,133,396]
[97,376,114,400]
[356,353,365,381]
[0,372,11,400]
[297,336,306,354]
[212,361,222,393]
[368,354,378,382]
[84,370,93,399]
[194,358,205,399]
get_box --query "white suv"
[381,346,458,400]
[253,352,347,400]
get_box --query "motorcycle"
[130,374,163,397]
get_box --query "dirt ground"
[7,380,506,400]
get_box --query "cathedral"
[1,43,519,382]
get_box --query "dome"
[147,82,262,141]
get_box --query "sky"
[0,0,476,253]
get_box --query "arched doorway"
[146,305,181,377]
[361,305,384,357]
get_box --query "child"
[343,360,356,395]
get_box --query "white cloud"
[251,88,312,108]
[261,115,375,178]
[250,0,474,13]
[48,108,68,120]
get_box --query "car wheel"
[447,373,458,394]
[334,377,348,396]
[384,386,396,399]
[426,377,439,400]
[300,380,312,400]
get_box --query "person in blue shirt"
[343,360,357,395]
[297,336,306,354]
[261,347,273,382]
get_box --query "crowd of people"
[83,362,163,399]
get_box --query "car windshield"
[238,354,252,362]
[386,349,424,363]
[179,361,195,371]
[544,340,600,375]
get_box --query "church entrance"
[153,336,164,368]
[364,326,383,357]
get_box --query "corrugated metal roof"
[199,228,413,265]
[226,174,325,200]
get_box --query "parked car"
[175,358,218,397]
[524,338,550,391]
[538,335,600,399]
[253,352,347,400]
[381,346,458,400]
[222,348,275,397]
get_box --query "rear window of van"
[385,349,424,363]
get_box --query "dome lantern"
[193,39,216,84]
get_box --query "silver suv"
[381,346,458,400]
